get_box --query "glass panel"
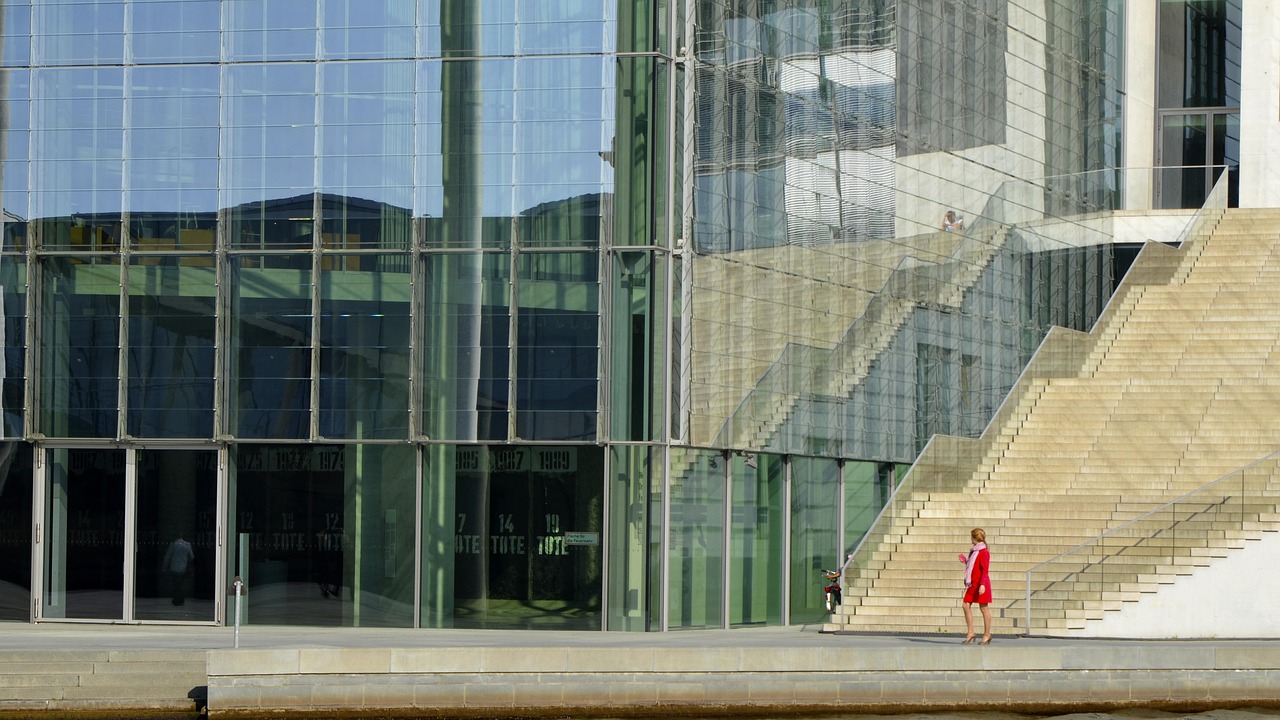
[321,196,412,252]
[513,56,612,246]
[31,68,123,247]
[1,0,31,68]
[449,444,603,630]
[321,0,415,60]
[1157,0,1242,109]
[668,447,724,629]
[39,258,120,438]
[319,254,411,439]
[126,262,216,438]
[318,62,414,231]
[134,449,217,621]
[420,1,616,57]
[0,442,33,620]
[126,65,219,242]
[617,0,659,54]
[224,0,318,62]
[230,257,313,439]
[610,252,655,441]
[129,0,220,64]
[2,69,30,253]
[32,0,124,66]
[222,63,316,236]
[230,444,415,627]
[517,0,615,55]
[421,252,509,442]
[0,257,25,437]
[1213,112,1240,208]
[416,58,516,249]
[844,461,879,550]
[420,443,455,627]
[1159,113,1208,209]
[729,452,782,627]
[421,1,514,58]
[515,251,598,441]
[606,444,653,631]
[789,456,839,624]
[613,57,663,247]
[42,448,125,620]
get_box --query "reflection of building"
[0,1,1273,632]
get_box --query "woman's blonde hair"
[971,528,986,543]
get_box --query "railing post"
[1025,570,1031,635]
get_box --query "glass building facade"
[0,0,1126,630]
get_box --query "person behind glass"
[162,533,195,606]
[957,527,991,644]
[942,210,964,233]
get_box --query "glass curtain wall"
[685,0,1125,466]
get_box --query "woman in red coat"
[957,527,992,644]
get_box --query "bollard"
[232,576,244,648]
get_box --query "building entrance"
[37,447,219,623]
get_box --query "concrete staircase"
[826,207,1280,636]
[0,649,206,713]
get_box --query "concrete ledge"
[205,644,1280,717]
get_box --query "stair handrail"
[838,169,1128,570]
[1022,447,1280,635]
[1019,167,1234,634]
[838,166,1223,590]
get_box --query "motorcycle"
[821,568,842,612]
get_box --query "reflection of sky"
[1,9,619,222]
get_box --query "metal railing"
[1021,450,1280,634]
[838,166,1225,598]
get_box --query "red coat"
[963,546,992,604]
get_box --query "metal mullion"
[31,446,46,621]
[659,443,671,631]
[216,445,229,625]
[310,199,323,443]
[781,456,791,626]
[721,450,731,629]
[309,59,323,442]
[409,228,424,440]
[214,207,231,441]
[507,236,519,442]
[836,460,846,572]
[118,70,132,442]
[599,445,610,630]
[122,450,137,621]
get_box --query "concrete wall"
[205,642,1280,716]
[1239,3,1280,208]
[1081,532,1280,639]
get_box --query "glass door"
[39,447,220,623]
[133,449,219,622]
[41,448,127,620]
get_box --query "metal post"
[233,576,243,648]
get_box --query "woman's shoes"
[980,635,992,645]
[962,634,975,644]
